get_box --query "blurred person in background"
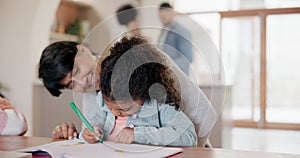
[116,4,141,36]
[158,2,193,76]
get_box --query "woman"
[39,41,103,139]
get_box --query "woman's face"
[104,96,143,117]
[59,45,101,92]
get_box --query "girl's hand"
[82,126,103,144]
[114,128,134,144]
[52,122,77,140]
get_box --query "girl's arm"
[134,105,198,146]
[79,92,107,140]
[81,92,107,130]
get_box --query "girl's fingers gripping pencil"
[69,102,104,143]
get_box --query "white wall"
[31,1,60,78]
[0,0,37,136]
[0,0,59,136]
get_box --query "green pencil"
[70,102,103,143]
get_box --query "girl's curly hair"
[100,35,181,110]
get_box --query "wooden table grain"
[0,136,61,151]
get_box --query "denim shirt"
[80,92,197,147]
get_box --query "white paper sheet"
[19,139,183,158]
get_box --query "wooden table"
[0,136,61,151]
[0,136,299,158]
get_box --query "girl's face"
[104,97,143,117]
[59,45,100,92]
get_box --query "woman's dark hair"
[116,4,137,26]
[38,41,78,97]
[100,36,181,110]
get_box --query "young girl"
[0,93,27,136]
[82,36,197,146]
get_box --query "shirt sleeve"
[80,92,107,139]
[0,109,27,136]
[134,105,197,146]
